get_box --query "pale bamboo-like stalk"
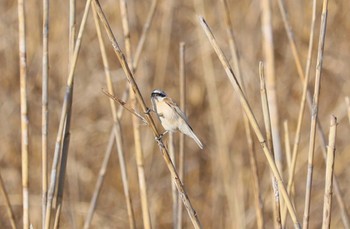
[193,0,240,227]
[261,0,283,224]
[168,132,178,229]
[322,116,337,229]
[18,0,30,227]
[176,42,186,229]
[0,173,16,229]
[53,0,77,227]
[87,4,136,229]
[199,16,300,229]
[41,0,49,226]
[120,0,152,228]
[83,128,115,229]
[45,0,92,227]
[220,1,264,227]
[302,1,329,228]
[345,97,350,126]
[261,0,283,179]
[259,62,282,229]
[93,1,202,228]
[153,0,175,87]
[281,0,317,226]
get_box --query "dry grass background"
[0,0,350,228]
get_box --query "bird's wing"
[164,97,192,129]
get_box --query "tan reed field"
[0,0,350,228]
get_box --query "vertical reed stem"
[17,0,30,227]
[302,1,329,228]
[176,42,186,229]
[322,116,337,229]
[41,0,49,226]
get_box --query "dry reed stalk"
[345,97,350,125]
[89,4,136,229]
[260,1,283,226]
[281,0,317,226]
[84,1,157,226]
[283,120,296,227]
[259,62,282,229]
[194,0,242,227]
[322,116,337,229]
[176,42,186,229]
[41,0,49,226]
[277,2,349,227]
[53,0,77,227]
[153,0,175,87]
[120,0,152,228]
[83,128,115,229]
[168,132,178,229]
[45,0,92,227]
[221,1,264,227]
[302,1,329,228]
[17,0,30,227]
[261,0,283,179]
[93,1,202,228]
[199,16,301,229]
[283,121,292,175]
[116,0,157,120]
[0,172,16,229]
[276,0,304,80]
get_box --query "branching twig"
[102,90,149,125]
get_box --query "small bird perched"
[151,89,203,149]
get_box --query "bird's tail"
[190,131,203,149]
[180,125,203,149]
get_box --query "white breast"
[155,100,179,131]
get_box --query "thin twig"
[302,1,329,228]
[199,16,300,229]
[103,90,148,125]
[93,1,202,228]
[322,116,337,229]
[45,0,92,227]
[17,0,30,227]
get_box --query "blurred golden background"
[0,0,350,228]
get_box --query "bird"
[150,89,203,149]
